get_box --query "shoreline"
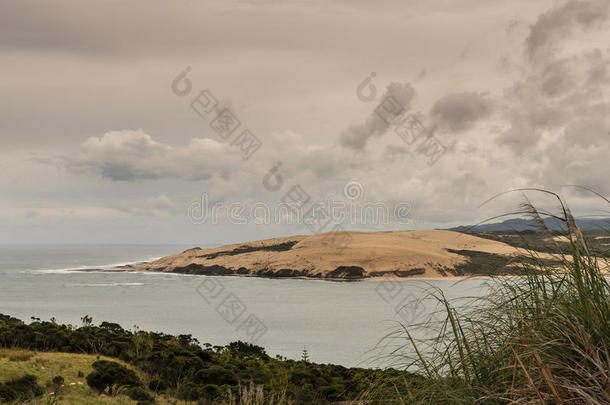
[73,266,513,282]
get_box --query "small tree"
[49,375,64,404]
[5,375,44,401]
[81,315,93,327]
[86,360,141,395]
[301,347,310,363]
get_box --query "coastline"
[78,266,511,282]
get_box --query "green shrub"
[52,375,64,388]
[226,341,269,359]
[195,365,238,385]
[0,383,17,402]
[126,385,154,402]
[148,377,166,393]
[86,360,141,395]
[201,384,223,399]
[5,374,44,401]
[177,382,204,401]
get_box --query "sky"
[1,0,609,245]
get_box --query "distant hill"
[449,217,610,233]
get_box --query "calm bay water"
[0,244,490,367]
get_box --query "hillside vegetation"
[0,314,410,404]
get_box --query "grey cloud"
[540,59,574,97]
[541,135,610,194]
[339,82,415,150]
[430,92,492,132]
[383,145,410,162]
[56,129,243,182]
[498,49,610,153]
[562,106,610,147]
[496,0,610,154]
[506,18,525,36]
[525,0,609,60]
[585,49,610,86]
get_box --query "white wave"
[19,255,166,274]
[63,282,145,287]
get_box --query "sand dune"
[118,230,524,280]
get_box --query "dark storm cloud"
[430,92,492,132]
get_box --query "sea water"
[0,244,490,367]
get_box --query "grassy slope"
[0,349,184,404]
[463,230,610,257]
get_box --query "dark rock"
[324,266,367,280]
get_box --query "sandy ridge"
[116,230,524,280]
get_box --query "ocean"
[0,244,490,367]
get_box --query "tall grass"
[225,381,294,405]
[368,190,610,404]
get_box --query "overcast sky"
[1,0,609,244]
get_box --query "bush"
[86,360,141,395]
[202,384,223,399]
[177,382,204,401]
[0,383,17,402]
[5,374,44,401]
[226,341,269,359]
[126,385,155,402]
[52,375,64,388]
[195,365,238,385]
[148,377,166,393]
